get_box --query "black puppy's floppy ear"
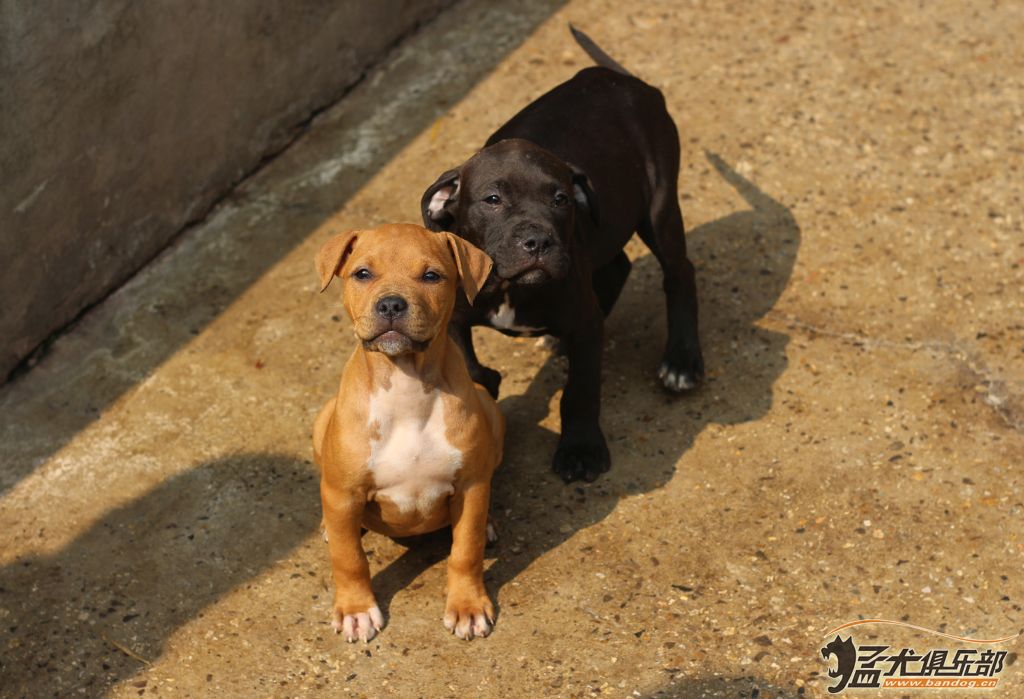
[443,232,492,304]
[421,168,460,232]
[314,229,359,292]
[569,164,599,227]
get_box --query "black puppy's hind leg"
[636,190,704,392]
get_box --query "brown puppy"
[312,223,503,642]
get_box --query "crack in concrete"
[766,311,1024,434]
[767,311,962,355]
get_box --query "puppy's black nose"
[375,295,408,319]
[520,232,553,254]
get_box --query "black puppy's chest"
[475,289,555,338]
[484,293,549,337]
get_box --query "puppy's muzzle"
[517,230,554,255]
[363,294,426,356]
[375,295,408,320]
[498,226,567,285]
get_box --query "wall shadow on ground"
[0,151,801,698]
[369,152,802,621]
[0,453,319,699]
[0,0,567,498]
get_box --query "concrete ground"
[2,0,1022,697]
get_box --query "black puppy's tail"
[569,24,633,77]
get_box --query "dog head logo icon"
[821,635,857,694]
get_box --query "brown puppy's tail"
[569,24,633,77]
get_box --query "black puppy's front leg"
[450,318,502,398]
[552,307,610,483]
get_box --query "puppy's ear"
[314,229,359,292]
[421,168,460,232]
[444,232,493,304]
[569,164,600,227]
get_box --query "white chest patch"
[488,293,545,334]
[366,371,461,515]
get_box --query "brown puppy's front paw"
[331,603,384,643]
[443,592,494,640]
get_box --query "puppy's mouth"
[497,257,563,285]
[362,329,429,357]
[511,267,551,285]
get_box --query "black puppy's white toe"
[657,359,703,393]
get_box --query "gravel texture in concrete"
[1,0,1022,697]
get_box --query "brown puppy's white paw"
[331,604,384,643]
[486,518,498,545]
[443,594,494,640]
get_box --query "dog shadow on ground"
[370,152,802,613]
[0,453,319,699]
[642,675,798,698]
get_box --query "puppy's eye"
[483,194,501,205]
[353,268,372,281]
[422,270,442,282]
[553,192,569,206]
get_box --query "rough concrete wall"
[0,0,449,381]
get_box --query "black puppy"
[421,27,703,483]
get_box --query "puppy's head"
[420,139,598,288]
[315,223,492,357]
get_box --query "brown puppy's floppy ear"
[314,229,360,292]
[443,232,493,304]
